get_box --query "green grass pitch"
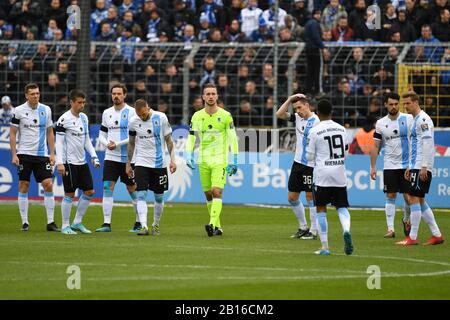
[0,203,449,299]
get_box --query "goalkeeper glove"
[186,152,195,170]
[226,154,238,176]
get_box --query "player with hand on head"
[126,99,176,236]
[186,83,239,237]
[95,84,141,233]
[306,99,353,256]
[55,89,100,235]
[370,92,413,238]
[9,83,58,232]
[396,92,444,246]
[276,93,319,240]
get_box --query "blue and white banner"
[0,125,449,208]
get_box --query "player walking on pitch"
[96,84,141,233]
[370,93,412,238]
[9,83,58,232]
[306,100,353,255]
[55,89,100,235]
[185,83,239,237]
[276,94,319,239]
[396,92,444,246]
[126,99,176,236]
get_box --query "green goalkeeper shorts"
[199,163,227,191]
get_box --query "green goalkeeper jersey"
[186,107,238,166]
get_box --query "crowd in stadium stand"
[0,0,448,43]
[0,0,449,127]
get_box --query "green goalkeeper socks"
[210,198,222,228]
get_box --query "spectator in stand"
[285,14,303,41]
[240,0,263,38]
[354,5,380,41]
[279,26,294,42]
[9,0,42,30]
[262,0,288,33]
[118,10,143,39]
[43,19,58,40]
[198,0,225,30]
[198,12,211,43]
[90,0,108,40]
[392,9,417,42]
[133,79,151,102]
[223,19,247,42]
[145,9,169,42]
[367,97,382,118]
[96,22,116,41]
[226,0,244,26]
[331,15,353,42]
[0,96,15,126]
[431,8,449,42]
[181,24,197,50]
[405,0,431,35]
[173,14,187,42]
[250,16,273,42]
[415,24,442,62]
[189,95,203,118]
[217,73,237,108]
[291,0,310,27]
[42,73,67,113]
[117,26,141,64]
[321,0,347,31]
[237,99,260,126]
[383,46,399,76]
[348,0,366,31]
[118,0,139,19]
[170,0,196,26]
[371,66,395,92]
[100,5,120,37]
[429,0,449,23]
[44,0,67,32]
[199,56,218,87]
[380,3,397,41]
[388,31,401,42]
[209,27,222,42]
[139,0,167,32]
[243,80,262,110]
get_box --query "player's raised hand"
[107,140,116,150]
[56,164,65,176]
[370,167,377,180]
[290,93,307,101]
[169,161,177,174]
[11,155,20,166]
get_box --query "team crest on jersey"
[218,117,221,122]
[154,121,159,126]
[147,129,152,134]
[421,123,429,131]
[33,119,37,124]
[40,111,44,117]
[115,120,119,125]
[123,114,127,119]
[393,129,398,134]
[80,127,83,132]
[208,125,212,129]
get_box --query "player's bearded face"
[386,99,399,115]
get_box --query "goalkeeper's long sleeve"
[185,132,196,153]
[227,121,238,157]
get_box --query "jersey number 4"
[324,135,345,159]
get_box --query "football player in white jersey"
[276,94,319,239]
[396,92,444,246]
[55,89,100,235]
[306,100,353,256]
[370,93,413,238]
[126,99,177,236]
[95,84,141,233]
[9,83,58,232]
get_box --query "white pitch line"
[1,269,450,282]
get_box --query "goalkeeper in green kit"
[185,83,239,237]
